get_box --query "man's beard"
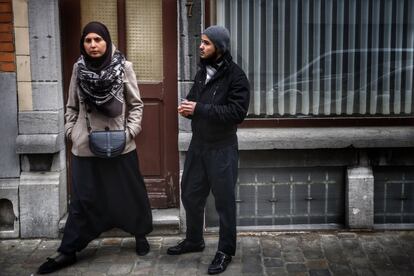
[201,51,221,66]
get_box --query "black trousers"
[58,150,153,254]
[181,142,238,256]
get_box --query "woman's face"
[83,33,107,58]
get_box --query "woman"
[37,21,153,274]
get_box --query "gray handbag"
[84,103,126,158]
[88,130,126,158]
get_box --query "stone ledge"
[179,126,414,151]
[16,133,64,154]
[59,208,180,236]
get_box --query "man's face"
[83,33,107,58]
[199,34,217,60]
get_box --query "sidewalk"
[1,231,413,276]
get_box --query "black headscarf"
[77,21,126,118]
[80,21,113,72]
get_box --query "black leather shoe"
[135,236,150,256]
[208,251,232,275]
[37,252,76,274]
[167,239,205,255]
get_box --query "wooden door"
[60,0,179,208]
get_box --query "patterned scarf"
[77,50,126,117]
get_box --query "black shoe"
[135,236,150,256]
[207,251,232,275]
[37,252,76,274]
[166,239,205,255]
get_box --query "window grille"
[205,167,345,228]
[210,0,414,118]
[374,167,414,225]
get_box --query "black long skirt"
[58,150,153,254]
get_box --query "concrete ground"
[1,231,413,276]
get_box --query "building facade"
[0,0,413,239]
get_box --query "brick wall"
[0,0,14,72]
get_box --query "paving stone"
[374,269,402,276]
[367,253,394,270]
[107,263,134,275]
[282,250,305,262]
[360,240,384,254]
[322,237,346,263]
[349,256,371,269]
[354,268,376,276]
[241,237,261,255]
[266,267,288,276]
[303,249,324,259]
[285,263,307,272]
[309,269,331,276]
[306,259,329,270]
[81,272,106,276]
[281,236,300,251]
[241,254,263,274]
[262,238,282,257]
[264,257,284,267]
[37,239,61,250]
[328,263,353,276]
[340,238,366,258]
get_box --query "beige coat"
[65,59,143,157]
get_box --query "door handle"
[268,198,278,203]
[305,197,314,201]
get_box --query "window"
[208,0,414,120]
[80,0,163,82]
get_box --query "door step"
[58,208,180,237]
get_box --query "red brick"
[0,3,12,13]
[0,42,13,51]
[0,23,12,32]
[0,52,14,62]
[0,32,12,42]
[0,13,12,23]
[0,62,15,72]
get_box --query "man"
[167,25,250,274]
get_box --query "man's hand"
[178,100,197,117]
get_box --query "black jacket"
[186,52,250,146]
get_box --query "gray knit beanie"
[203,25,230,54]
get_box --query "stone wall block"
[50,149,66,172]
[32,82,64,111]
[18,110,63,134]
[178,0,201,81]
[28,0,62,82]
[346,166,374,229]
[178,81,193,132]
[0,179,19,238]
[0,73,20,178]
[20,171,66,238]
